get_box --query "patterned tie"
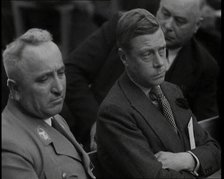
[150,85,178,133]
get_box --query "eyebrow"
[162,6,187,21]
[140,45,166,53]
[159,46,166,50]
[57,65,65,71]
[161,7,170,13]
[37,65,65,77]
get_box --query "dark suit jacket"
[64,13,123,148]
[2,99,95,179]
[63,12,219,148]
[96,73,220,178]
[165,38,219,120]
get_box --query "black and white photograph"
[1,0,221,178]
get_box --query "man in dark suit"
[2,28,95,179]
[96,8,220,178]
[156,0,219,120]
[63,0,219,151]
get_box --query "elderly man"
[2,28,95,179]
[63,0,219,151]
[156,0,219,120]
[96,8,220,178]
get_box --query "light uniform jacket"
[97,72,221,178]
[2,99,95,179]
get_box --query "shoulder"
[100,81,122,106]
[99,80,132,117]
[191,38,219,70]
[2,114,39,162]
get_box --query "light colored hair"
[2,28,53,79]
[116,8,160,52]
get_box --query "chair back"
[198,115,220,143]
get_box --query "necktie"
[150,85,178,133]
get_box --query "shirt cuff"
[187,151,200,176]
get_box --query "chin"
[46,105,63,117]
[153,78,164,86]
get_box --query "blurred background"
[1,0,221,111]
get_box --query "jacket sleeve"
[2,145,39,179]
[174,83,221,177]
[63,13,120,142]
[189,116,221,177]
[97,104,198,178]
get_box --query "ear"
[194,17,204,33]
[118,48,128,66]
[7,79,21,101]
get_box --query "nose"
[163,17,173,33]
[153,52,164,68]
[51,76,64,95]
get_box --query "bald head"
[157,0,204,49]
[2,28,54,81]
[159,0,203,18]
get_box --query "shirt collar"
[167,47,182,69]
[44,117,52,126]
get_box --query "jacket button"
[62,172,67,178]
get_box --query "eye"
[175,17,187,26]
[142,50,153,57]
[158,47,166,56]
[161,8,170,18]
[57,68,65,77]
[37,75,49,83]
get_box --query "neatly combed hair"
[117,8,160,51]
[2,28,53,79]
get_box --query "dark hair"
[116,8,160,51]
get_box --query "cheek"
[156,11,164,22]
[138,63,154,76]
[28,87,51,103]
[175,25,194,39]
[62,78,66,91]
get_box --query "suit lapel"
[43,120,82,162]
[119,73,185,152]
[52,115,95,178]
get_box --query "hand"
[155,151,195,172]
[90,122,97,151]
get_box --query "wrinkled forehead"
[18,42,63,74]
[130,28,166,50]
[22,42,62,63]
[160,0,201,16]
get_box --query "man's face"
[123,29,167,88]
[16,42,66,119]
[156,0,201,49]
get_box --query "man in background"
[156,0,219,120]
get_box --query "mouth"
[154,72,166,79]
[51,97,64,104]
[165,35,174,41]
